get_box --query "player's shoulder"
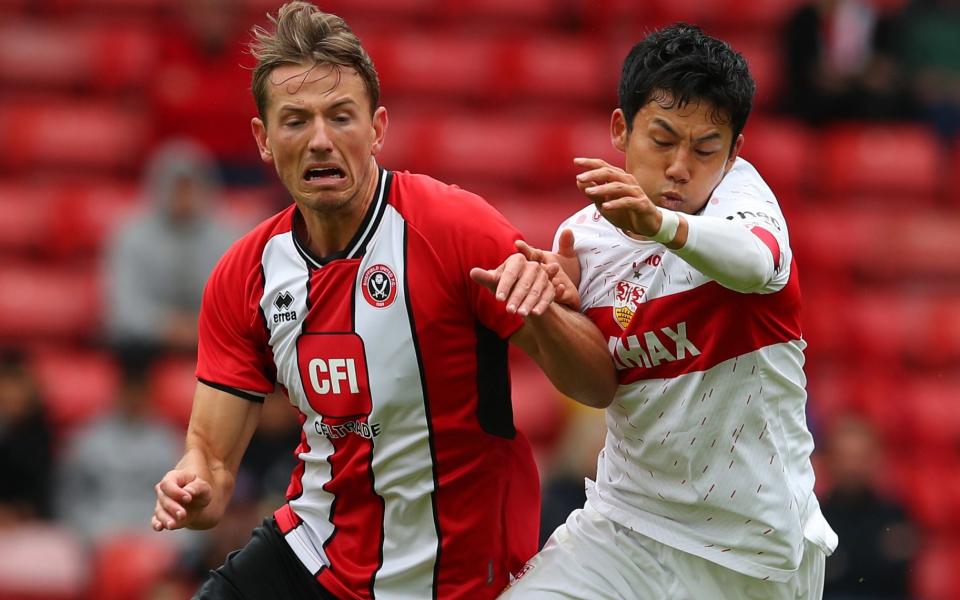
[389,170,514,234]
[704,158,783,218]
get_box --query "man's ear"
[611,109,628,153]
[252,117,273,163]
[370,106,388,156]
[725,133,745,174]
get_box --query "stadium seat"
[0,523,87,600]
[0,182,58,257]
[148,355,196,429]
[0,21,155,92]
[30,348,119,439]
[902,459,960,532]
[817,124,943,197]
[47,181,141,258]
[88,533,179,600]
[0,100,148,175]
[914,538,960,600]
[740,118,813,194]
[507,35,612,105]
[0,262,101,343]
[372,34,500,100]
[900,377,960,451]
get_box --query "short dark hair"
[618,24,755,147]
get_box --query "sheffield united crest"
[361,264,398,308]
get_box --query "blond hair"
[249,2,380,121]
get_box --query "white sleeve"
[672,215,778,293]
[670,159,791,294]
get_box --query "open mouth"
[303,166,346,182]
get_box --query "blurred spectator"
[0,351,54,524]
[103,139,236,363]
[53,353,186,547]
[898,0,960,142]
[781,0,913,124]
[819,415,919,600]
[150,0,266,184]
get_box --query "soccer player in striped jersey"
[501,24,837,600]
[149,3,616,598]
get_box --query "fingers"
[515,240,545,263]
[584,181,641,204]
[469,267,500,292]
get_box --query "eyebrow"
[652,117,723,143]
[276,98,359,114]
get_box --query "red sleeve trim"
[750,226,781,271]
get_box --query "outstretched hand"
[514,231,581,311]
[470,253,559,317]
[152,469,213,531]
[574,157,663,237]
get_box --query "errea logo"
[273,291,297,324]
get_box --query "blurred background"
[0,0,957,598]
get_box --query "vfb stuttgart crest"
[613,280,645,329]
[361,264,398,308]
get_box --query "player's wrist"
[650,208,680,244]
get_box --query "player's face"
[612,94,743,215]
[252,62,386,216]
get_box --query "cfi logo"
[361,264,398,309]
[613,280,645,329]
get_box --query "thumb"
[469,267,498,291]
[557,229,576,258]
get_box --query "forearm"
[669,213,777,293]
[518,303,617,408]
[175,442,235,530]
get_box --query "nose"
[308,121,333,154]
[665,146,691,184]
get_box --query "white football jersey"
[558,159,836,582]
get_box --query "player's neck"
[297,163,380,257]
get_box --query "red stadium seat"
[0,21,155,92]
[900,377,960,451]
[914,538,960,600]
[817,124,943,196]
[149,355,196,429]
[507,35,612,105]
[741,118,813,194]
[88,533,179,600]
[0,524,87,600]
[0,263,101,342]
[30,349,119,438]
[372,34,499,100]
[0,100,148,175]
[0,182,58,257]
[47,181,141,258]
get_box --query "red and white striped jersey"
[559,159,836,582]
[196,169,540,599]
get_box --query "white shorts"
[499,503,825,600]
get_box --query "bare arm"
[471,253,617,408]
[510,303,617,408]
[152,382,262,531]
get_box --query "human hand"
[515,231,581,311]
[574,157,662,237]
[470,253,560,317]
[151,469,212,531]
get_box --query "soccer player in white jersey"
[149,3,616,599]
[501,24,838,600]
